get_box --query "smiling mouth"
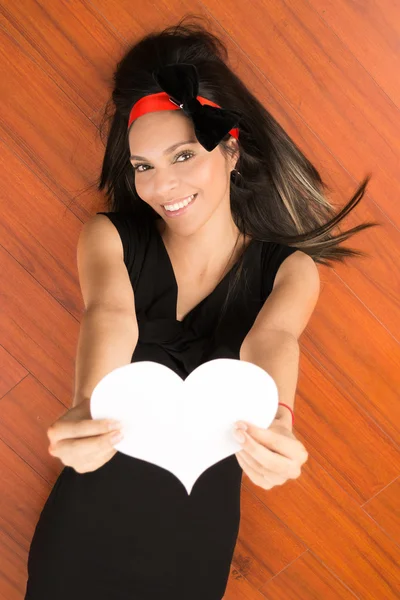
[162,193,197,211]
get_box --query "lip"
[161,193,198,218]
[162,193,196,207]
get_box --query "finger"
[250,426,299,460]
[83,444,119,474]
[71,448,117,473]
[236,452,264,486]
[236,453,284,489]
[50,429,124,459]
[239,431,293,474]
[79,428,124,452]
[237,450,265,479]
[48,417,122,444]
[80,431,123,471]
[238,449,265,474]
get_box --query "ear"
[227,136,240,170]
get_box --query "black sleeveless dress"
[25,213,299,600]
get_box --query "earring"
[230,168,242,184]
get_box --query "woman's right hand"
[46,398,124,473]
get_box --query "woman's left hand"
[234,418,309,490]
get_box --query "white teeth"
[163,194,196,212]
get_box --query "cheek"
[188,158,211,187]
[132,174,150,202]
[191,156,225,192]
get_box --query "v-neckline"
[152,219,256,323]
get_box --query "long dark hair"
[85,15,381,319]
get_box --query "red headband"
[128,91,240,140]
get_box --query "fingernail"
[111,431,124,443]
[233,430,245,443]
[108,421,123,431]
[234,422,248,431]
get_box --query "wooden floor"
[0,1,399,598]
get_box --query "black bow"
[152,63,242,152]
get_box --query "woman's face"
[128,110,238,233]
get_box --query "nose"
[152,168,182,199]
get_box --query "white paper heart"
[90,358,278,495]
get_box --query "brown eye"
[176,151,194,162]
[132,150,195,173]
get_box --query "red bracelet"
[278,403,294,426]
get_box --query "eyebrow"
[129,138,197,161]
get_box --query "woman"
[25,17,379,600]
